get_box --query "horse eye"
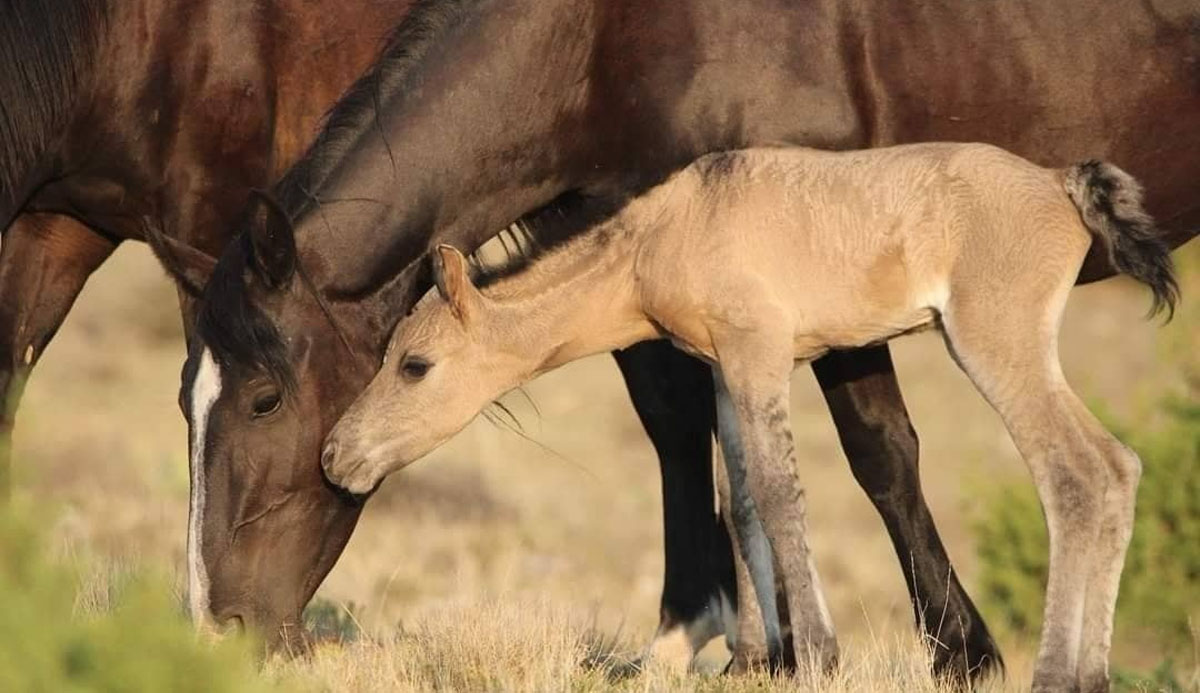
[400,356,431,381]
[251,391,282,418]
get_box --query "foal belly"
[792,306,939,361]
[784,249,947,361]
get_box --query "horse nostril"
[321,442,339,474]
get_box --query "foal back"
[636,143,1087,361]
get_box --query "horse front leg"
[612,340,736,670]
[0,214,116,497]
[810,345,1002,685]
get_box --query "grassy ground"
[10,241,1197,690]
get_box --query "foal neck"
[480,212,659,375]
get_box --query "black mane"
[0,0,108,220]
[197,0,483,382]
[196,232,296,390]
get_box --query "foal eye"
[400,356,431,381]
[251,391,282,418]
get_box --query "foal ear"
[246,190,297,288]
[432,244,477,321]
[144,226,218,297]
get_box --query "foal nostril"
[321,442,339,475]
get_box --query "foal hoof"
[1078,671,1110,693]
[723,649,785,677]
[1031,670,1081,693]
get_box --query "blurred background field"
[6,241,1197,691]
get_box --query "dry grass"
[267,597,1040,692]
[11,241,1197,690]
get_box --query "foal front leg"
[715,335,838,672]
[714,370,786,670]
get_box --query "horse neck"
[0,0,109,228]
[482,215,656,376]
[280,0,597,308]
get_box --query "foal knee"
[1042,460,1107,536]
[1103,441,1141,498]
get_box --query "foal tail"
[1064,160,1179,320]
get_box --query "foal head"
[322,245,529,494]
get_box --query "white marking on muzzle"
[187,348,222,628]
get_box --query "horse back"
[850,0,1199,248]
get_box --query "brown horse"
[0,0,422,650]
[2,0,921,668]
[322,144,1176,689]
[170,0,1199,678]
[0,0,419,488]
[4,0,903,670]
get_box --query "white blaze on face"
[187,348,222,628]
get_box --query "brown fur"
[0,0,419,648]
[325,142,1172,688]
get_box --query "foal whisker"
[480,401,598,482]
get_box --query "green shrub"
[0,506,273,692]
[973,399,1200,658]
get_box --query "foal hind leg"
[1076,423,1140,693]
[712,330,838,672]
[942,298,1138,692]
[0,214,116,497]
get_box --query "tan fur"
[325,142,1146,687]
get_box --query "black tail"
[1064,160,1179,321]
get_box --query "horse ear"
[144,226,218,297]
[432,244,477,321]
[246,191,296,288]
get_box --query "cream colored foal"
[323,142,1176,689]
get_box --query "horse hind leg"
[940,289,1138,693]
[0,214,116,497]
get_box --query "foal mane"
[0,0,108,214]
